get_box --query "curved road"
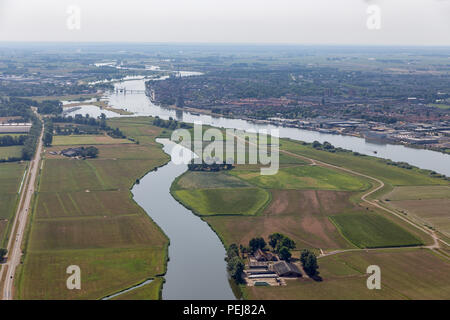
[0,122,44,300]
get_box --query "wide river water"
[66,76,449,299]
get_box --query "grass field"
[53,134,132,146]
[17,118,171,300]
[0,162,26,244]
[230,165,370,191]
[280,139,448,187]
[111,277,163,300]
[173,187,270,216]
[384,186,450,237]
[243,248,450,300]
[39,159,161,192]
[0,146,23,159]
[175,171,250,189]
[17,247,166,300]
[330,212,422,248]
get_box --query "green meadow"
[330,212,422,248]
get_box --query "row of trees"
[43,119,54,147]
[0,134,27,147]
[21,115,42,161]
[225,244,245,283]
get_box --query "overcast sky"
[0,0,449,45]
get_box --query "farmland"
[171,133,449,299]
[330,213,422,248]
[173,187,270,216]
[0,146,23,160]
[0,162,26,245]
[52,134,132,146]
[383,186,450,237]
[16,118,170,299]
[243,249,450,300]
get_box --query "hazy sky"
[0,0,449,45]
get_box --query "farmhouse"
[271,261,302,277]
[254,249,277,262]
[61,147,83,157]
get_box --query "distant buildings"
[0,123,32,134]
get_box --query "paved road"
[1,123,44,300]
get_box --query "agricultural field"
[52,134,132,146]
[0,146,23,159]
[330,212,423,248]
[243,248,450,300]
[171,133,449,300]
[173,187,270,216]
[0,162,26,245]
[230,165,370,191]
[16,120,170,300]
[383,186,450,237]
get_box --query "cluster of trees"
[246,233,296,261]
[152,116,192,130]
[51,114,126,139]
[268,233,296,261]
[0,135,27,147]
[0,97,34,120]
[36,100,62,115]
[225,243,245,283]
[300,249,319,278]
[79,146,99,158]
[187,161,233,172]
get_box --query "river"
[66,77,450,177]
[131,139,235,300]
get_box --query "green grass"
[173,187,270,216]
[111,277,163,300]
[17,247,166,300]
[39,159,164,192]
[53,134,132,146]
[0,162,26,244]
[385,186,450,201]
[231,165,370,191]
[175,171,250,190]
[281,139,448,186]
[330,212,422,248]
[0,145,23,159]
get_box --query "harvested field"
[204,189,357,250]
